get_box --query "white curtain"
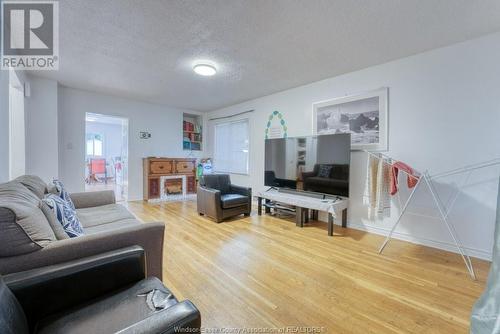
[214,119,249,174]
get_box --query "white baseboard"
[345,221,492,261]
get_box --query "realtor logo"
[1,1,59,70]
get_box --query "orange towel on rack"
[390,161,419,195]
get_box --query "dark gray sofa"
[0,175,165,279]
[302,164,349,197]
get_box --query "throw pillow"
[317,165,332,178]
[42,194,84,238]
[52,179,76,210]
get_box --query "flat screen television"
[264,133,351,197]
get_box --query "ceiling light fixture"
[193,63,217,76]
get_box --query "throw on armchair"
[0,246,201,334]
[197,174,252,223]
[302,164,349,197]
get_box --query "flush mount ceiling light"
[193,63,217,76]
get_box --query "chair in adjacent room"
[88,158,107,184]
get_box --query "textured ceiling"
[34,0,500,111]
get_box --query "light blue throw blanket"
[470,179,500,333]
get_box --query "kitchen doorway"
[84,113,129,201]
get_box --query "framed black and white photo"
[312,88,388,151]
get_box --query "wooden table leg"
[304,208,309,223]
[342,208,347,228]
[328,213,334,236]
[258,197,262,215]
[265,199,271,214]
[296,207,303,227]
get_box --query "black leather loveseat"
[302,164,349,197]
[0,246,200,334]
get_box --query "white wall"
[25,76,59,183]
[206,32,500,260]
[8,70,26,179]
[0,70,9,183]
[58,87,204,200]
[0,69,28,182]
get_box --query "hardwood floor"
[126,200,490,334]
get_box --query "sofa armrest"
[198,186,221,199]
[301,171,316,180]
[230,184,251,197]
[0,223,165,279]
[4,246,146,331]
[230,185,252,213]
[197,186,222,220]
[70,190,116,208]
[117,300,201,334]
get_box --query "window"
[86,133,103,156]
[214,119,249,174]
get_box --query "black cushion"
[331,164,349,180]
[220,194,248,209]
[0,276,29,334]
[306,177,348,188]
[317,165,333,178]
[36,277,177,334]
[264,171,276,186]
[201,174,231,194]
[309,164,349,181]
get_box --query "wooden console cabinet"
[143,157,197,200]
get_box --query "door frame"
[84,112,129,201]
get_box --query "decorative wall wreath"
[265,110,287,139]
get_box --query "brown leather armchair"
[197,174,252,223]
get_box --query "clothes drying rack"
[363,150,500,280]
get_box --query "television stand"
[255,189,348,236]
[277,187,324,198]
[262,201,296,217]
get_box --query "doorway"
[85,113,129,201]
